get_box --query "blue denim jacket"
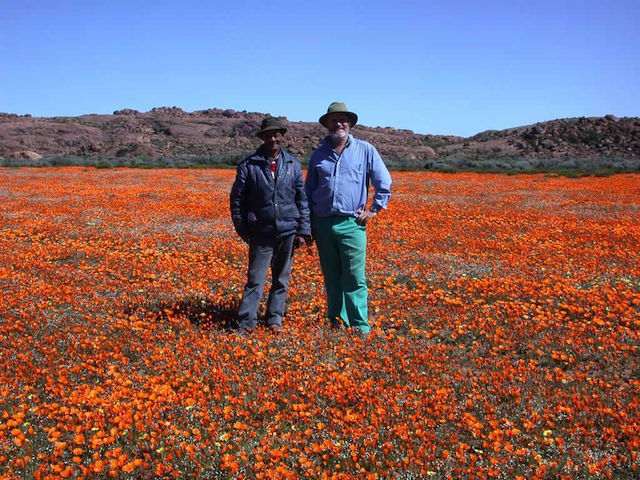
[230,147,311,239]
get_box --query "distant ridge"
[1,107,639,169]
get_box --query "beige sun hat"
[319,102,358,127]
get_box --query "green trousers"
[313,215,369,333]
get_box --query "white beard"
[329,129,348,144]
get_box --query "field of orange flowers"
[0,167,638,479]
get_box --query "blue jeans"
[237,234,295,330]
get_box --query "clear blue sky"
[1,0,638,136]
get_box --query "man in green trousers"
[305,102,392,334]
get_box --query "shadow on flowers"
[129,295,241,332]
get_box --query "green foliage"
[424,156,640,177]
[2,153,639,177]
[0,152,254,169]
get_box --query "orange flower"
[0,168,638,479]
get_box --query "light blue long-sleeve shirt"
[305,134,392,218]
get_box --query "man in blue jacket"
[305,102,391,335]
[230,117,311,334]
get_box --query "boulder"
[11,150,42,160]
[416,145,437,159]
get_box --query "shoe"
[236,326,251,336]
[267,323,283,334]
[329,316,346,330]
[353,328,370,338]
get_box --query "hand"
[304,235,314,247]
[355,208,377,226]
[293,235,308,249]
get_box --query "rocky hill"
[1,107,639,169]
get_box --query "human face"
[259,130,284,157]
[325,113,351,143]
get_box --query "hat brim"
[319,111,358,128]
[256,126,287,137]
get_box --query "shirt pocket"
[314,161,334,186]
[347,159,365,183]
